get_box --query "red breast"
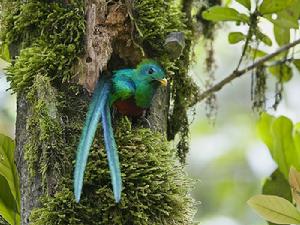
[114,98,145,117]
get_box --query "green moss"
[1,1,84,46]
[30,119,195,225]
[2,0,197,223]
[168,58,199,163]
[133,0,199,162]
[2,1,85,93]
[134,0,187,56]
[25,75,66,190]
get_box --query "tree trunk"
[3,0,197,224]
[15,95,42,225]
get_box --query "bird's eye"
[148,67,155,74]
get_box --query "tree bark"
[15,95,42,225]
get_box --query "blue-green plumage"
[74,79,113,203]
[74,60,166,203]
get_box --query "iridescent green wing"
[109,69,136,105]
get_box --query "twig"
[197,38,300,102]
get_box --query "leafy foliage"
[248,114,300,224]
[0,134,20,225]
[236,0,251,10]
[248,168,300,224]
[228,32,246,44]
[248,194,300,224]
[262,169,292,203]
[202,6,249,22]
[201,0,300,110]
[257,113,300,178]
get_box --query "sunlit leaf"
[264,13,299,29]
[247,47,268,59]
[0,175,19,225]
[257,112,274,151]
[268,64,292,82]
[224,0,232,6]
[202,6,249,22]
[256,30,272,46]
[274,25,290,46]
[248,195,300,224]
[263,0,300,28]
[293,59,300,72]
[0,43,10,62]
[289,167,300,207]
[228,32,246,44]
[271,117,299,176]
[235,0,251,10]
[257,114,300,178]
[0,135,20,211]
[259,0,294,15]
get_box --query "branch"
[197,38,300,102]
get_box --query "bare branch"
[197,38,300,102]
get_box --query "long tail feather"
[74,80,111,203]
[102,101,122,203]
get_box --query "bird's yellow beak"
[158,78,168,87]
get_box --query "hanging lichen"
[251,65,266,112]
[133,0,200,162]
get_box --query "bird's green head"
[135,60,167,87]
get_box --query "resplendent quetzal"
[74,60,167,203]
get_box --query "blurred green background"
[0,59,15,138]
[187,17,300,225]
[1,18,300,225]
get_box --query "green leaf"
[259,0,294,15]
[202,6,249,22]
[293,59,300,72]
[248,195,300,224]
[264,13,298,29]
[0,175,19,225]
[247,47,268,59]
[257,114,300,178]
[256,30,272,46]
[257,112,275,151]
[271,117,298,176]
[263,169,292,202]
[0,135,20,212]
[263,0,300,29]
[236,0,251,10]
[263,169,292,225]
[268,64,292,82]
[0,43,10,62]
[228,32,246,44]
[274,25,290,46]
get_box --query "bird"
[74,59,167,203]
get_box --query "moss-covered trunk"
[2,0,199,224]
